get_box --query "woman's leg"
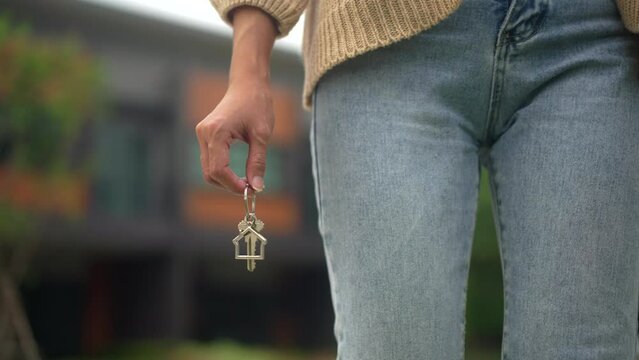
[482,0,639,358]
[307,0,503,357]
[310,62,479,359]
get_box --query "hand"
[195,5,277,195]
[195,79,274,195]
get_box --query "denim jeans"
[308,0,639,358]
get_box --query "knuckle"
[196,119,224,138]
[195,123,204,136]
[251,123,272,141]
[210,167,224,179]
[208,120,223,133]
[202,171,215,184]
[251,151,267,163]
[250,152,267,171]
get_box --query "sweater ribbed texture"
[211,0,639,111]
[617,0,639,32]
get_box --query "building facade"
[2,0,333,356]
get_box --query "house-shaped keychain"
[233,183,268,272]
[232,218,268,271]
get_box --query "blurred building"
[2,0,333,356]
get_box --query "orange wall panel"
[0,167,88,218]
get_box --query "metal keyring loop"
[243,182,256,221]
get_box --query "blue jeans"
[308,0,639,358]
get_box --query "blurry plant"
[0,13,104,172]
[466,168,503,349]
[0,13,104,360]
[59,338,500,360]
[62,338,320,360]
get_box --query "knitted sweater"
[211,0,639,111]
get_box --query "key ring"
[243,182,256,223]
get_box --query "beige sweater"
[211,0,639,111]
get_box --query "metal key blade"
[244,234,253,272]
[246,233,257,271]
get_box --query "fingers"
[196,121,246,195]
[208,137,246,194]
[196,129,212,183]
[245,124,270,193]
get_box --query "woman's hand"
[195,6,278,195]
[195,73,274,195]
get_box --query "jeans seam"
[486,154,509,360]
[311,88,324,235]
[635,315,638,359]
[310,86,344,352]
[460,272,469,360]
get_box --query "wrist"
[228,6,276,87]
[228,72,271,90]
[229,6,278,35]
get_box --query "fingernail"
[252,176,264,192]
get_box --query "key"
[235,216,266,272]
[232,183,267,272]
[248,218,264,271]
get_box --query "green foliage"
[0,201,35,250]
[59,338,500,360]
[466,168,503,344]
[61,339,308,360]
[0,14,104,255]
[471,168,501,261]
[0,201,33,239]
[0,13,104,173]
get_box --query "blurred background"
[0,0,504,359]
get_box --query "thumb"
[246,134,268,193]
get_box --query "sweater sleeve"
[209,0,309,38]
[617,0,639,33]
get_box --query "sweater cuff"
[617,0,639,33]
[210,0,307,38]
